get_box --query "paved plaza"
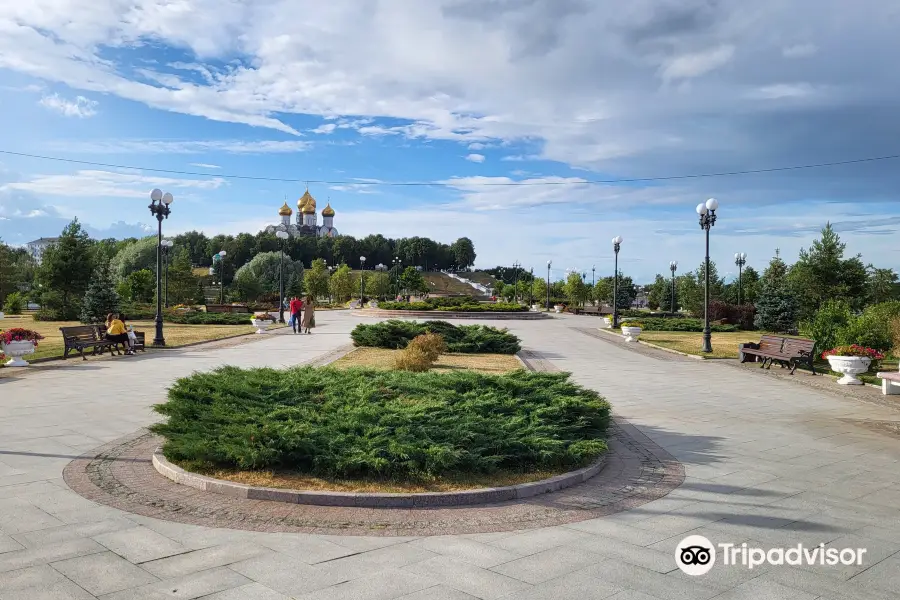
[2,312,900,599]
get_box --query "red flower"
[0,328,45,348]
[821,345,884,360]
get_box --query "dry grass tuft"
[333,347,521,374]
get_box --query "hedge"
[632,317,739,332]
[351,320,521,354]
[378,301,528,312]
[151,366,611,478]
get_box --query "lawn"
[0,313,257,362]
[638,330,756,359]
[332,347,522,374]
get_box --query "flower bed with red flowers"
[0,328,45,347]
[821,344,885,360]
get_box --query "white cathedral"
[264,190,339,238]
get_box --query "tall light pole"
[546,260,552,310]
[276,231,289,322]
[529,267,534,306]
[359,256,366,302]
[161,239,173,308]
[512,261,521,304]
[612,236,622,328]
[592,265,596,305]
[213,251,227,304]
[734,252,747,305]
[392,257,401,297]
[669,261,678,315]
[148,189,173,346]
[697,198,719,353]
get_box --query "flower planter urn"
[621,326,642,343]
[251,319,273,334]
[554,305,564,313]
[603,316,612,327]
[826,356,871,385]
[2,340,36,366]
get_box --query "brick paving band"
[62,348,685,536]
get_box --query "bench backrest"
[59,325,99,342]
[781,337,815,357]
[758,335,784,353]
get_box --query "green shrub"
[834,302,900,353]
[151,367,611,478]
[2,291,25,315]
[167,312,252,325]
[350,320,521,354]
[629,317,738,333]
[377,301,527,312]
[800,300,852,353]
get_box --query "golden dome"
[278,202,293,216]
[298,190,316,211]
[322,202,335,217]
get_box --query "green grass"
[351,320,522,354]
[638,331,755,359]
[151,366,610,479]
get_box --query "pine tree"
[753,280,799,333]
[80,260,120,324]
[37,219,95,319]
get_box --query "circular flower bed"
[151,367,610,481]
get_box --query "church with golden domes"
[264,189,339,238]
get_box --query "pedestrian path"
[1,312,899,599]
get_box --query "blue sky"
[1,0,899,283]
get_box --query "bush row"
[631,317,739,333]
[802,300,900,354]
[377,301,528,312]
[351,320,521,354]
[152,366,611,478]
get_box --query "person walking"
[289,296,303,333]
[301,295,315,334]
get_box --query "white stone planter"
[603,317,612,327]
[531,304,541,312]
[826,355,871,385]
[2,340,36,366]
[621,326,642,343]
[554,305,564,313]
[0,311,4,319]
[251,319,273,334]
[368,301,379,308]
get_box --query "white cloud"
[783,43,818,58]
[2,170,226,199]
[49,140,310,154]
[468,143,486,150]
[39,93,98,118]
[659,45,735,82]
[189,163,221,169]
[750,83,817,100]
[465,153,485,163]
[311,123,337,134]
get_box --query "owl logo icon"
[675,535,716,575]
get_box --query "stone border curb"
[152,451,606,508]
[351,309,549,320]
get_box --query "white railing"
[441,271,492,294]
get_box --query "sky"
[1,0,899,283]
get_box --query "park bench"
[60,325,117,360]
[574,306,603,316]
[876,370,900,396]
[740,335,816,375]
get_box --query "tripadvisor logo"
[675,535,868,575]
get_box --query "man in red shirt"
[289,297,304,333]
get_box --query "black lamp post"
[697,198,719,353]
[546,260,551,310]
[669,261,678,315]
[529,267,534,306]
[734,252,747,305]
[611,236,622,328]
[512,261,521,304]
[213,251,227,304]
[148,189,173,346]
[592,265,596,305]
[276,231,289,322]
[161,239,173,308]
[359,256,366,302]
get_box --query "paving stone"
[98,566,251,600]
[229,552,351,597]
[403,555,532,600]
[51,551,158,596]
[0,498,65,534]
[579,558,721,600]
[394,585,480,600]
[707,577,818,600]
[572,535,679,574]
[490,545,605,584]
[0,538,106,573]
[563,518,674,547]
[315,541,439,578]
[0,564,94,600]
[0,534,24,555]
[489,526,594,556]
[293,568,436,600]
[759,566,899,600]
[410,535,522,568]
[12,518,140,549]
[257,533,358,564]
[505,567,622,600]
[94,526,188,564]
[140,543,271,579]
[791,533,900,580]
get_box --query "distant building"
[263,189,339,238]
[26,237,58,264]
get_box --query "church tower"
[322,202,335,229]
[278,202,292,227]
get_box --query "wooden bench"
[575,306,603,316]
[740,335,816,375]
[60,325,117,360]
[876,371,900,395]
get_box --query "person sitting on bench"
[106,313,133,355]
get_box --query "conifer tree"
[80,260,120,324]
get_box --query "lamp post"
[213,251,227,304]
[697,198,719,353]
[512,261,521,304]
[734,252,747,305]
[148,189,173,346]
[359,256,366,302]
[529,267,534,306]
[592,265,596,305]
[669,261,678,315]
[392,257,401,296]
[546,260,551,310]
[611,236,622,328]
[161,239,174,308]
[276,231,289,322]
